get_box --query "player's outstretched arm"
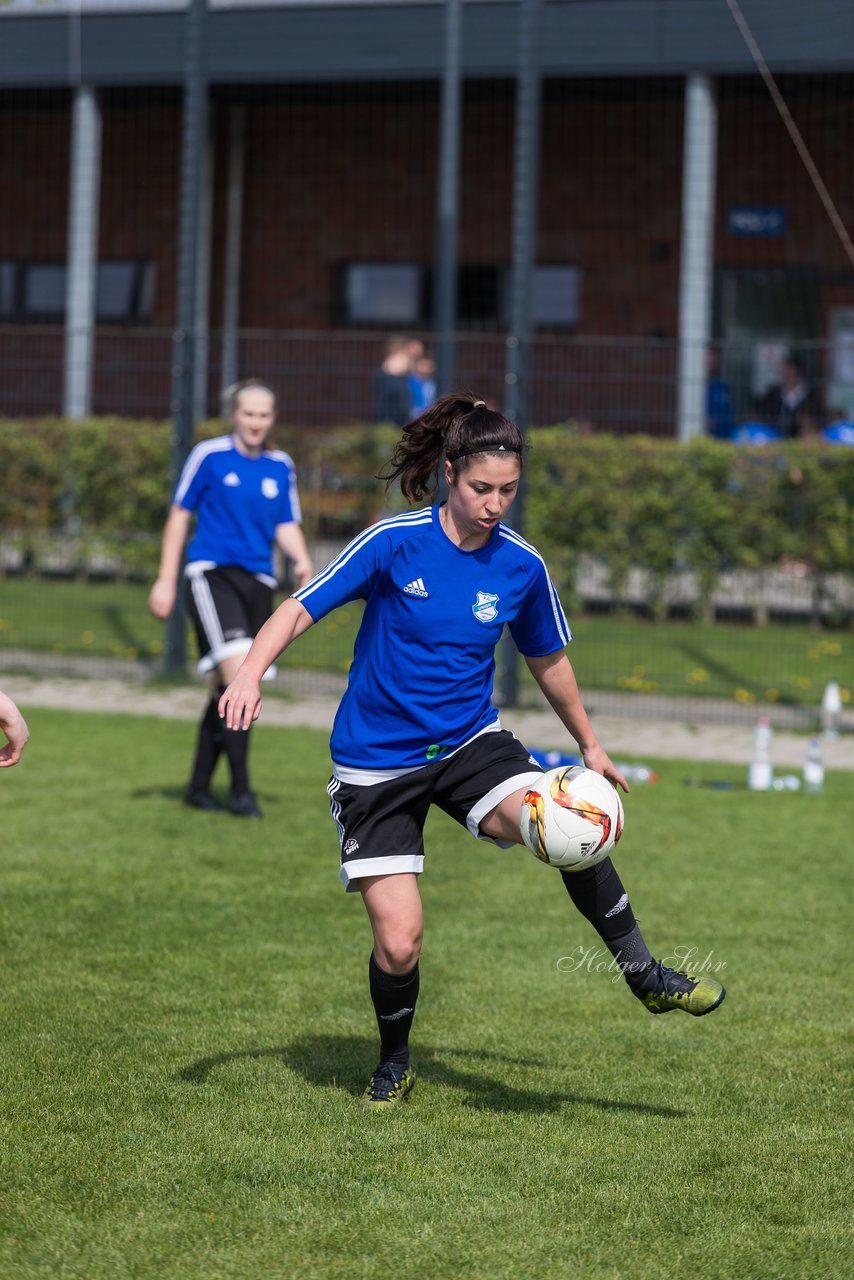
[0,690,29,767]
[525,650,629,793]
[274,521,313,588]
[219,597,315,730]
[148,506,192,620]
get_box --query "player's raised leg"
[559,859,725,1015]
[482,785,725,1017]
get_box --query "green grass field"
[0,576,850,708]
[0,708,849,1279]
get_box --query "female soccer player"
[149,380,312,817]
[219,393,725,1107]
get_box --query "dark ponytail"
[381,392,524,502]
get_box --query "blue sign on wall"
[728,206,787,237]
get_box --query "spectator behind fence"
[148,380,313,819]
[754,353,822,439]
[0,689,29,767]
[408,352,437,417]
[705,347,734,439]
[371,336,415,426]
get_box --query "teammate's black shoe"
[184,787,223,812]
[229,790,263,818]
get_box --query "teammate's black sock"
[189,697,224,793]
[221,722,251,795]
[369,953,420,1068]
[560,857,655,992]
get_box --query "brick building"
[1,0,853,432]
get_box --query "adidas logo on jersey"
[223,472,240,487]
[403,577,429,597]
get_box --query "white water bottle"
[748,716,773,792]
[821,681,842,741]
[803,737,825,795]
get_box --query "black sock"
[189,697,224,793]
[369,953,419,1068]
[561,857,656,992]
[221,724,251,795]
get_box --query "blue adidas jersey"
[174,435,301,578]
[295,505,571,769]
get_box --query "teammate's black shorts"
[327,728,544,890]
[184,563,274,676]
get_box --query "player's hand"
[219,672,263,731]
[581,744,629,794]
[0,711,29,767]
[148,577,176,620]
[292,556,314,588]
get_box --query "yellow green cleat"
[639,964,726,1016]
[360,1063,416,1110]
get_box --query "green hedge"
[0,417,852,619]
[525,428,854,616]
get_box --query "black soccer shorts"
[185,563,274,676]
[327,728,544,890]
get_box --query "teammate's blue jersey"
[295,505,571,769]
[174,436,301,578]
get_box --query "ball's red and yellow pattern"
[520,765,624,871]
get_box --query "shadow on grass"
[131,785,192,803]
[129,784,281,810]
[175,1033,687,1117]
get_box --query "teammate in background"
[0,690,29,767]
[220,393,725,1108]
[149,381,312,818]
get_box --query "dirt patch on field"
[4,674,852,773]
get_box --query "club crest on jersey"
[472,590,499,623]
[261,477,279,499]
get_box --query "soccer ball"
[520,766,624,871]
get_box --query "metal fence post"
[496,0,542,707]
[165,0,209,675]
[434,0,463,397]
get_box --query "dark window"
[530,265,581,329]
[24,263,66,317]
[0,261,17,318]
[502,265,581,330]
[457,265,503,327]
[0,261,156,323]
[342,263,422,325]
[339,262,581,331]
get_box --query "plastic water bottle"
[803,737,825,795]
[748,716,773,792]
[821,680,842,741]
